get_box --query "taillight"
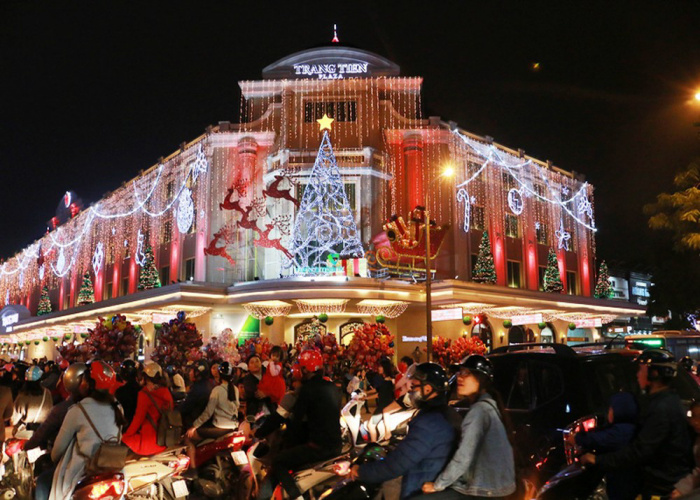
[89,477,125,499]
[563,415,597,465]
[331,460,351,476]
[168,455,190,471]
[582,417,596,432]
[230,434,246,448]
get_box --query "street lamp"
[425,166,455,362]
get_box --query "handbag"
[76,402,128,474]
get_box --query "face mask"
[409,385,427,406]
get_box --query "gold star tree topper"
[317,114,334,131]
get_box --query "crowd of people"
[0,343,696,500]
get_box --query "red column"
[237,137,259,205]
[557,250,567,291]
[402,133,424,211]
[526,241,538,290]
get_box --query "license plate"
[172,479,189,498]
[26,448,45,464]
[231,450,248,466]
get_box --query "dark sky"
[2,1,699,269]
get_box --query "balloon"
[177,311,187,322]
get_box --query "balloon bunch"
[294,332,343,369]
[343,323,394,371]
[241,337,274,361]
[57,315,139,363]
[206,328,241,364]
[427,335,487,367]
[56,340,91,364]
[151,311,204,366]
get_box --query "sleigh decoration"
[367,206,449,275]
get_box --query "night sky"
[2,1,699,270]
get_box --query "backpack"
[76,402,128,474]
[145,391,183,447]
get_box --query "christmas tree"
[138,244,161,290]
[77,272,95,305]
[37,286,52,315]
[543,248,564,293]
[594,260,614,299]
[290,116,364,273]
[151,311,203,366]
[473,231,497,284]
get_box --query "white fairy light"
[555,220,571,251]
[92,242,104,275]
[294,299,349,314]
[135,230,146,266]
[243,301,292,319]
[356,299,409,318]
[507,188,524,215]
[176,188,194,234]
[457,188,471,232]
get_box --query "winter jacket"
[49,397,121,500]
[122,386,174,455]
[115,379,142,427]
[11,387,53,436]
[289,371,342,449]
[192,382,239,430]
[24,395,75,451]
[178,378,214,428]
[675,434,700,496]
[242,371,264,418]
[597,389,693,497]
[359,397,458,499]
[433,393,516,498]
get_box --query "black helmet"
[459,355,494,381]
[679,356,694,372]
[410,362,449,393]
[165,365,177,376]
[636,348,677,379]
[120,359,138,381]
[218,361,234,378]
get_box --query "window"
[470,206,485,231]
[502,172,517,191]
[567,271,578,295]
[160,266,170,286]
[121,277,129,296]
[530,362,564,407]
[184,258,195,281]
[503,361,532,410]
[505,214,519,238]
[166,181,175,199]
[536,224,548,245]
[304,101,357,122]
[507,261,521,288]
[105,283,113,300]
[534,183,546,200]
[538,266,547,291]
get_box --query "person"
[122,361,174,456]
[241,354,265,422]
[349,362,460,500]
[581,349,693,500]
[394,356,415,399]
[28,363,87,500]
[114,359,141,427]
[679,356,700,384]
[48,360,126,500]
[672,401,700,498]
[257,346,286,407]
[40,361,61,404]
[0,374,12,443]
[366,358,397,442]
[574,392,639,500]
[11,365,53,438]
[264,350,342,500]
[417,355,515,499]
[178,359,214,429]
[171,372,187,404]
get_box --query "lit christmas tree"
[290,115,364,273]
[543,248,564,293]
[37,285,52,316]
[77,272,95,305]
[594,260,614,299]
[138,244,161,290]
[473,231,497,284]
[151,311,203,366]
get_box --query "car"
[487,343,700,494]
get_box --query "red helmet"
[298,350,323,373]
[88,360,116,392]
[291,364,303,381]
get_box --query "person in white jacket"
[48,360,125,500]
[185,361,239,467]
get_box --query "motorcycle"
[317,443,388,500]
[188,430,247,498]
[0,439,48,500]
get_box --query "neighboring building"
[0,43,643,360]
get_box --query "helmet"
[63,363,87,394]
[636,348,677,380]
[459,355,494,381]
[88,360,116,391]
[165,365,177,376]
[218,361,234,378]
[143,361,163,379]
[410,362,449,393]
[25,366,42,382]
[59,359,70,370]
[120,359,138,381]
[298,350,323,373]
[195,359,209,373]
[291,364,303,381]
[679,356,694,372]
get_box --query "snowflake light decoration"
[92,242,104,275]
[176,188,194,234]
[38,264,45,281]
[555,220,571,251]
[56,249,66,274]
[507,188,524,215]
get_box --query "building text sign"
[293,62,369,80]
[431,308,463,322]
[511,313,543,326]
[574,318,602,328]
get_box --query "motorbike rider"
[115,359,142,427]
[679,355,700,384]
[48,360,126,500]
[263,349,342,500]
[11,365,53,439]
[0,373,12,444]
[348,362,460,499]
[122,361,174,456]
[178,359,214,429]
[29,363,87,500]
[582,349,692,500]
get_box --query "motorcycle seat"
[198,431,237,447]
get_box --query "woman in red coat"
[122,361,174,456]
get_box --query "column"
[402,132,424,212]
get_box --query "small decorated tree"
[594,260,614,299]
[543,248,564,293]
[343,323,394,371]
[473,231,497,284]
[138,244,161,290]
[151,311,203,366]
[37,286,52,316]
[77,272,95,305]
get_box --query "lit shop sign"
[431,308,463,322]
[511,313,542,326]
[1,314,18,328]
[0,305,30,335]
[574,318,602,328]
[152,313,177,324]
[293,62,369,80]
[402,335,427,342]
[73,325,89,334]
